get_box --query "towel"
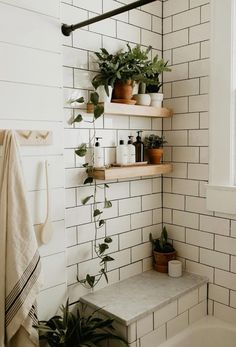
[0,130,42,347]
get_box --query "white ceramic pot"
[132,82,139,95]
[96,85,113,103]
[148,93,163,107]
[132,94,151,106]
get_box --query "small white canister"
[168,260,182,278]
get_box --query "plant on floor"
[150,227,176,273]
[72,92,114,289]
[35,299,128,347]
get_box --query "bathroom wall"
[61,0,164,301]
[0,0,67,319]
[163,0,236,323]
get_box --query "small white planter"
[148,93,163,107]
[132,94,151,106]
[132,82,139,95]
[96,85,113,103]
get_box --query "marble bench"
[81,270,208,347]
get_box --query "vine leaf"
[75,97,85,103]
[104,198,112,208]
[104,237,112,244]
[90,92,99,105]
[93,209,103,217]
[94,105,104,119]
[86,274,95,288]
[84,177,93,185]
[81,195,93,205]
[75,143,87,157]
[72,114,83,123]
[100,268,108,283]
[104,184,110,188]
[99,243,109,254]
[99,219,105,227]
[101,256,114,263]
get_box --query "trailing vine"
[72,92,114,289]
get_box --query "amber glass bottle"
[133,130,144,162]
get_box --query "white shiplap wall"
[0,0,67,320]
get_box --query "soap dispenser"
[94,137,104,168]
[116,140,128,165]
[134,130,144,162]
[127,136,136,164]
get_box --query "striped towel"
[0,130,42,347]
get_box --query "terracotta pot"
[153,250,177,273]
[112,80,133,101]
[148,148,163,164]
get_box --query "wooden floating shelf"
[92,164,172,180]
[87,102,173,118]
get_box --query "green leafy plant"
[144,134,167,149]
[72,93,114,289]
[92,44,151,95]
[150,227,175,253]
[134,54,171,94]
[35,300,128,347]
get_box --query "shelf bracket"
[61,0,157,36]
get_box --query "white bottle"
[127,136,136,164]
[94,137,104,168]
[116,140,128,165]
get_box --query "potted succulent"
[150,227,176,273]
[92,45,151,104]
[133,55,171,106]
[35,299,128,347]
[144,134,167,164]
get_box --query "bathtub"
[160,316,236,347]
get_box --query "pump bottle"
[116,140,128,165]
[127,136,136,164]
[94,137,104,167]
[134,130,144,162]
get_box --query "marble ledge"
[81,270,208,326]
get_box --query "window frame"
[206,0,236,214]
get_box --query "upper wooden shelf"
[87,102,173,118]
[92,164,172,180]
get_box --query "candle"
[168,260,182,278]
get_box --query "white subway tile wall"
[62,0,163,303]
[163,0,236,321]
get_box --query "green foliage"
[72,114,83,123]
[144,134,167,149]
[150,227,175,253]
[75,143,87,157]
[35,300,128,347]
[74,86,113,289]
[92,45,151,95]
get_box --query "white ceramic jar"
[148,92,163,107]
[96,85,113,103]
[168,260,182,278]
[132,94,151,106]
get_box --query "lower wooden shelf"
[92,164,172,180]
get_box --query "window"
[206,0,236,214]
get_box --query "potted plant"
[92,45,151,104]
[144,134,167,164]
[35,299,128,347]
[133,55,171,106]
[150,227,176,273]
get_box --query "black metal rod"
[61,0,157,36]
